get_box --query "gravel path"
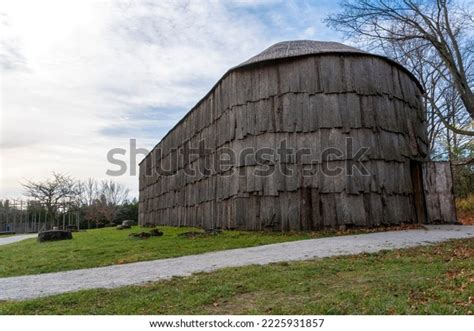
[0,234,36,246]
[0,225,473,301]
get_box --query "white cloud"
[0,0,343,198]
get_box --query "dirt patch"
[178,229,223,239]
[207,292,259,314]
[129,228,163,239]
[308,223,425,238]
[458,212,474,225]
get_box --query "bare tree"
[77,178,130,227]
[77,178,100,229]
[326,0,474,119]
[434,83,473,160]
[78,178,100,206]
[380,38,473,157]
[98,180,129,224]
[22,172,81,225]
[101,180,129,206]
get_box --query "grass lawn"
[0,226,338,277]
[0,238,472,315]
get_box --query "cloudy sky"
[0,0,345,198]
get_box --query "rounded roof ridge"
[234,40,366,69]
[231,40,423,92]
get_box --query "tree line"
[21,172,137,229]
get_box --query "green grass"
[1,238,472,315]
[0,226,329,277]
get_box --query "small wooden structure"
[138,40,456,230]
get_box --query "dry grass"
[456,194,474,225]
